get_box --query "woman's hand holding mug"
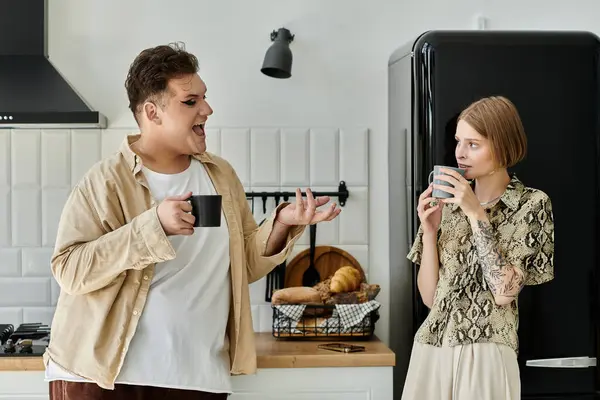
[417,184,444,235]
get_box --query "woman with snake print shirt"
[401,96,555,400]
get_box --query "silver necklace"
[480,195,501,206]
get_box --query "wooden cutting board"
[284,246,365,288]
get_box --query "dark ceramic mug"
[188,195,222,227]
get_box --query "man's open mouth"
[192,124,205,135]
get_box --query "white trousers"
[401,340,520,400]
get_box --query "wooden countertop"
[255,333,395,368]
[0,356,41,372]
[0,332,395,372]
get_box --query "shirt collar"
[448,174,524,213]
[119,133,215,174]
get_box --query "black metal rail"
[245,181,349,213]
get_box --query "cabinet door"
[0,372,49,399]
[0,397,48,400]
[231,366,393,400]
[231,393,368,400]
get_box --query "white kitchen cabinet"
[0,367,393,399]
[0,398,47,400]
[232,394,368,400]
[0,371,48,399]
[230,367,392,399]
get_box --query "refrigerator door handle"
[526,357,597,368]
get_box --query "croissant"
[330,266,362,293]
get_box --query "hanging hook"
[261,192,268,214]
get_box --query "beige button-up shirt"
[43,134,305,390]
[407,175,554,354]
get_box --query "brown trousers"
[49,380,229,400]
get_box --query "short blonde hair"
[458,96,527,168]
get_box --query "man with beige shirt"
[43,43,341,400]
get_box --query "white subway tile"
[41,130,70,188]
[339,187,369,245]
[101,129,130,158]
[42,188,70,247]
[0,278,50,306]
[11,189,41,247]
[340,128,369,186]
[205,128,221,155]
[309,128,339,186]
[23,307,55,325]
[250,128,280,186]
[71,130,101,186]
[314,217,339,246]
[249,277,268,305]
[0,131,9,186]
[250,267,286,306]
[22,248,53,277]
[11,130,40,187]
[0,249,20,277]
[296,219,338,247]
[220,128,250,186]
[0,187,9,247]
[258,304,274,333]
[0,308,22,327]
[280,128,309,187]
[296,229,309,247]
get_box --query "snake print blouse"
[407,175,554,354]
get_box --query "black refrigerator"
[388,30,600,399]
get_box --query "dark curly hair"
[125,42,199,123]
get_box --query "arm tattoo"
[472,219,524,298]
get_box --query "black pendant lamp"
[261,28,295,79]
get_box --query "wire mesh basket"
[271,303,379,340]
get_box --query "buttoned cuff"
[136,207,176,266]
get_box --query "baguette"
[271,287,323,305]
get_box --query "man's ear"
[143,102,161,125]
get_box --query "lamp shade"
[261,28,294,79]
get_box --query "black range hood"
[0,0,107,129]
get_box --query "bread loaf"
[313,278,333,303]
[329,266,362,293]
[271,287,323,305]
[326,283,381,304]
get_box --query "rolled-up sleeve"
[506,192,555,286]
[51,182,176,295]
[407,224,425,265]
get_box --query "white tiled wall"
[0,127,369,332]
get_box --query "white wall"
[0,126,369,332]
[41,0,485,346]
[1,0,600,349]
